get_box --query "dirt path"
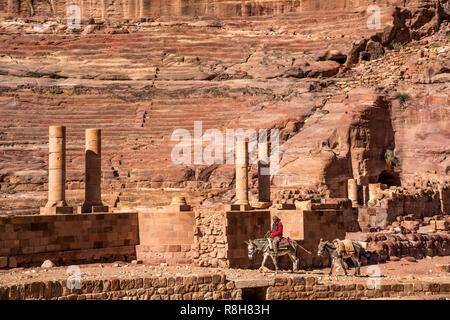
[0,255,448,287]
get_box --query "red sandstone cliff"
[0,0,448,212]
[1,0,406,19]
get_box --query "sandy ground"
[0,255,448,288]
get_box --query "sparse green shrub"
[5,186,16,194]
[395,92,409,105]
[429,42,439,48]
[367,199,378,207]
[385,149,396,167]
[392,42,405,51]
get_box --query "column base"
[253,201,272,209]
[40,206,74,215]
[77,205,109,213]
[225,204,253,211]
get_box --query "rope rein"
[297,243,314,255]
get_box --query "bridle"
[248,241,261,259]
[318,241,330,256]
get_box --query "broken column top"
[49,125,65,138]
[171,196,187,205]
[166,196,191,211]
[86,128,101,137]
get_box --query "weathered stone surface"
[272,92,395,198]
[234,279,274,289]
[435,263,450,272]
[41,260,55,268]
[0,0,447,215]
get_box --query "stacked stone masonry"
[193,207,229,268]
[136,208,195,265]
[0,213,138,268]
[225,210,271,268]
[271,204,346,268]
[0,274,448,300]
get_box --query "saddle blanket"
[334,239,354,255]
[278,237,295,248]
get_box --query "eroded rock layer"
[1,0,405,19]
[0,0,448,212]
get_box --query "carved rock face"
[3,0,405,19]
[0,0,447,213]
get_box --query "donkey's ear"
[244,241,249,245]
[320,238,323,242]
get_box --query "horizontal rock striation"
[0,0,448,211]
[0,0,405,19]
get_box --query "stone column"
[257,138,271,206]
[362,185,369,207]
[79,129,108,213]
[226,140,252,211]
[347,178,358,206]
[236,140,249,204]
[40,126,73,214]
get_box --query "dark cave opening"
[377,170,401,187]
[329,56,348,64]
[241,287,267,300]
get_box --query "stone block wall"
[321,198,359,232]
[192,208,270,269]
[402,192,442,218]
[359,191,444,231]
[192,207,228,268]
[0,213,138,267]
[442,188,450,214]
[265,276,450,300]
[358,207,389,231]
[0,273,241,300]
[225,210,271,269]
[270,207,346,268]
[195,206,343,269]
[136,209,195,265]
[1,273,447,300]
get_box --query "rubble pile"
[361,231,450,263]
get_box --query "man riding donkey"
[246,215,299,272]
[268,216,283,255]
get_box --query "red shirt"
[271,222,283,238]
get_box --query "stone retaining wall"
[0,212,138,268]
[192,208,270,269]
[0,274,448,300]
[271,207,346,267]
[358,188,446,231]
[226,210,271,269]
[136,209,195,265]
[265,276,450,300]
[0,273,240,300]
[192,208,229,268]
